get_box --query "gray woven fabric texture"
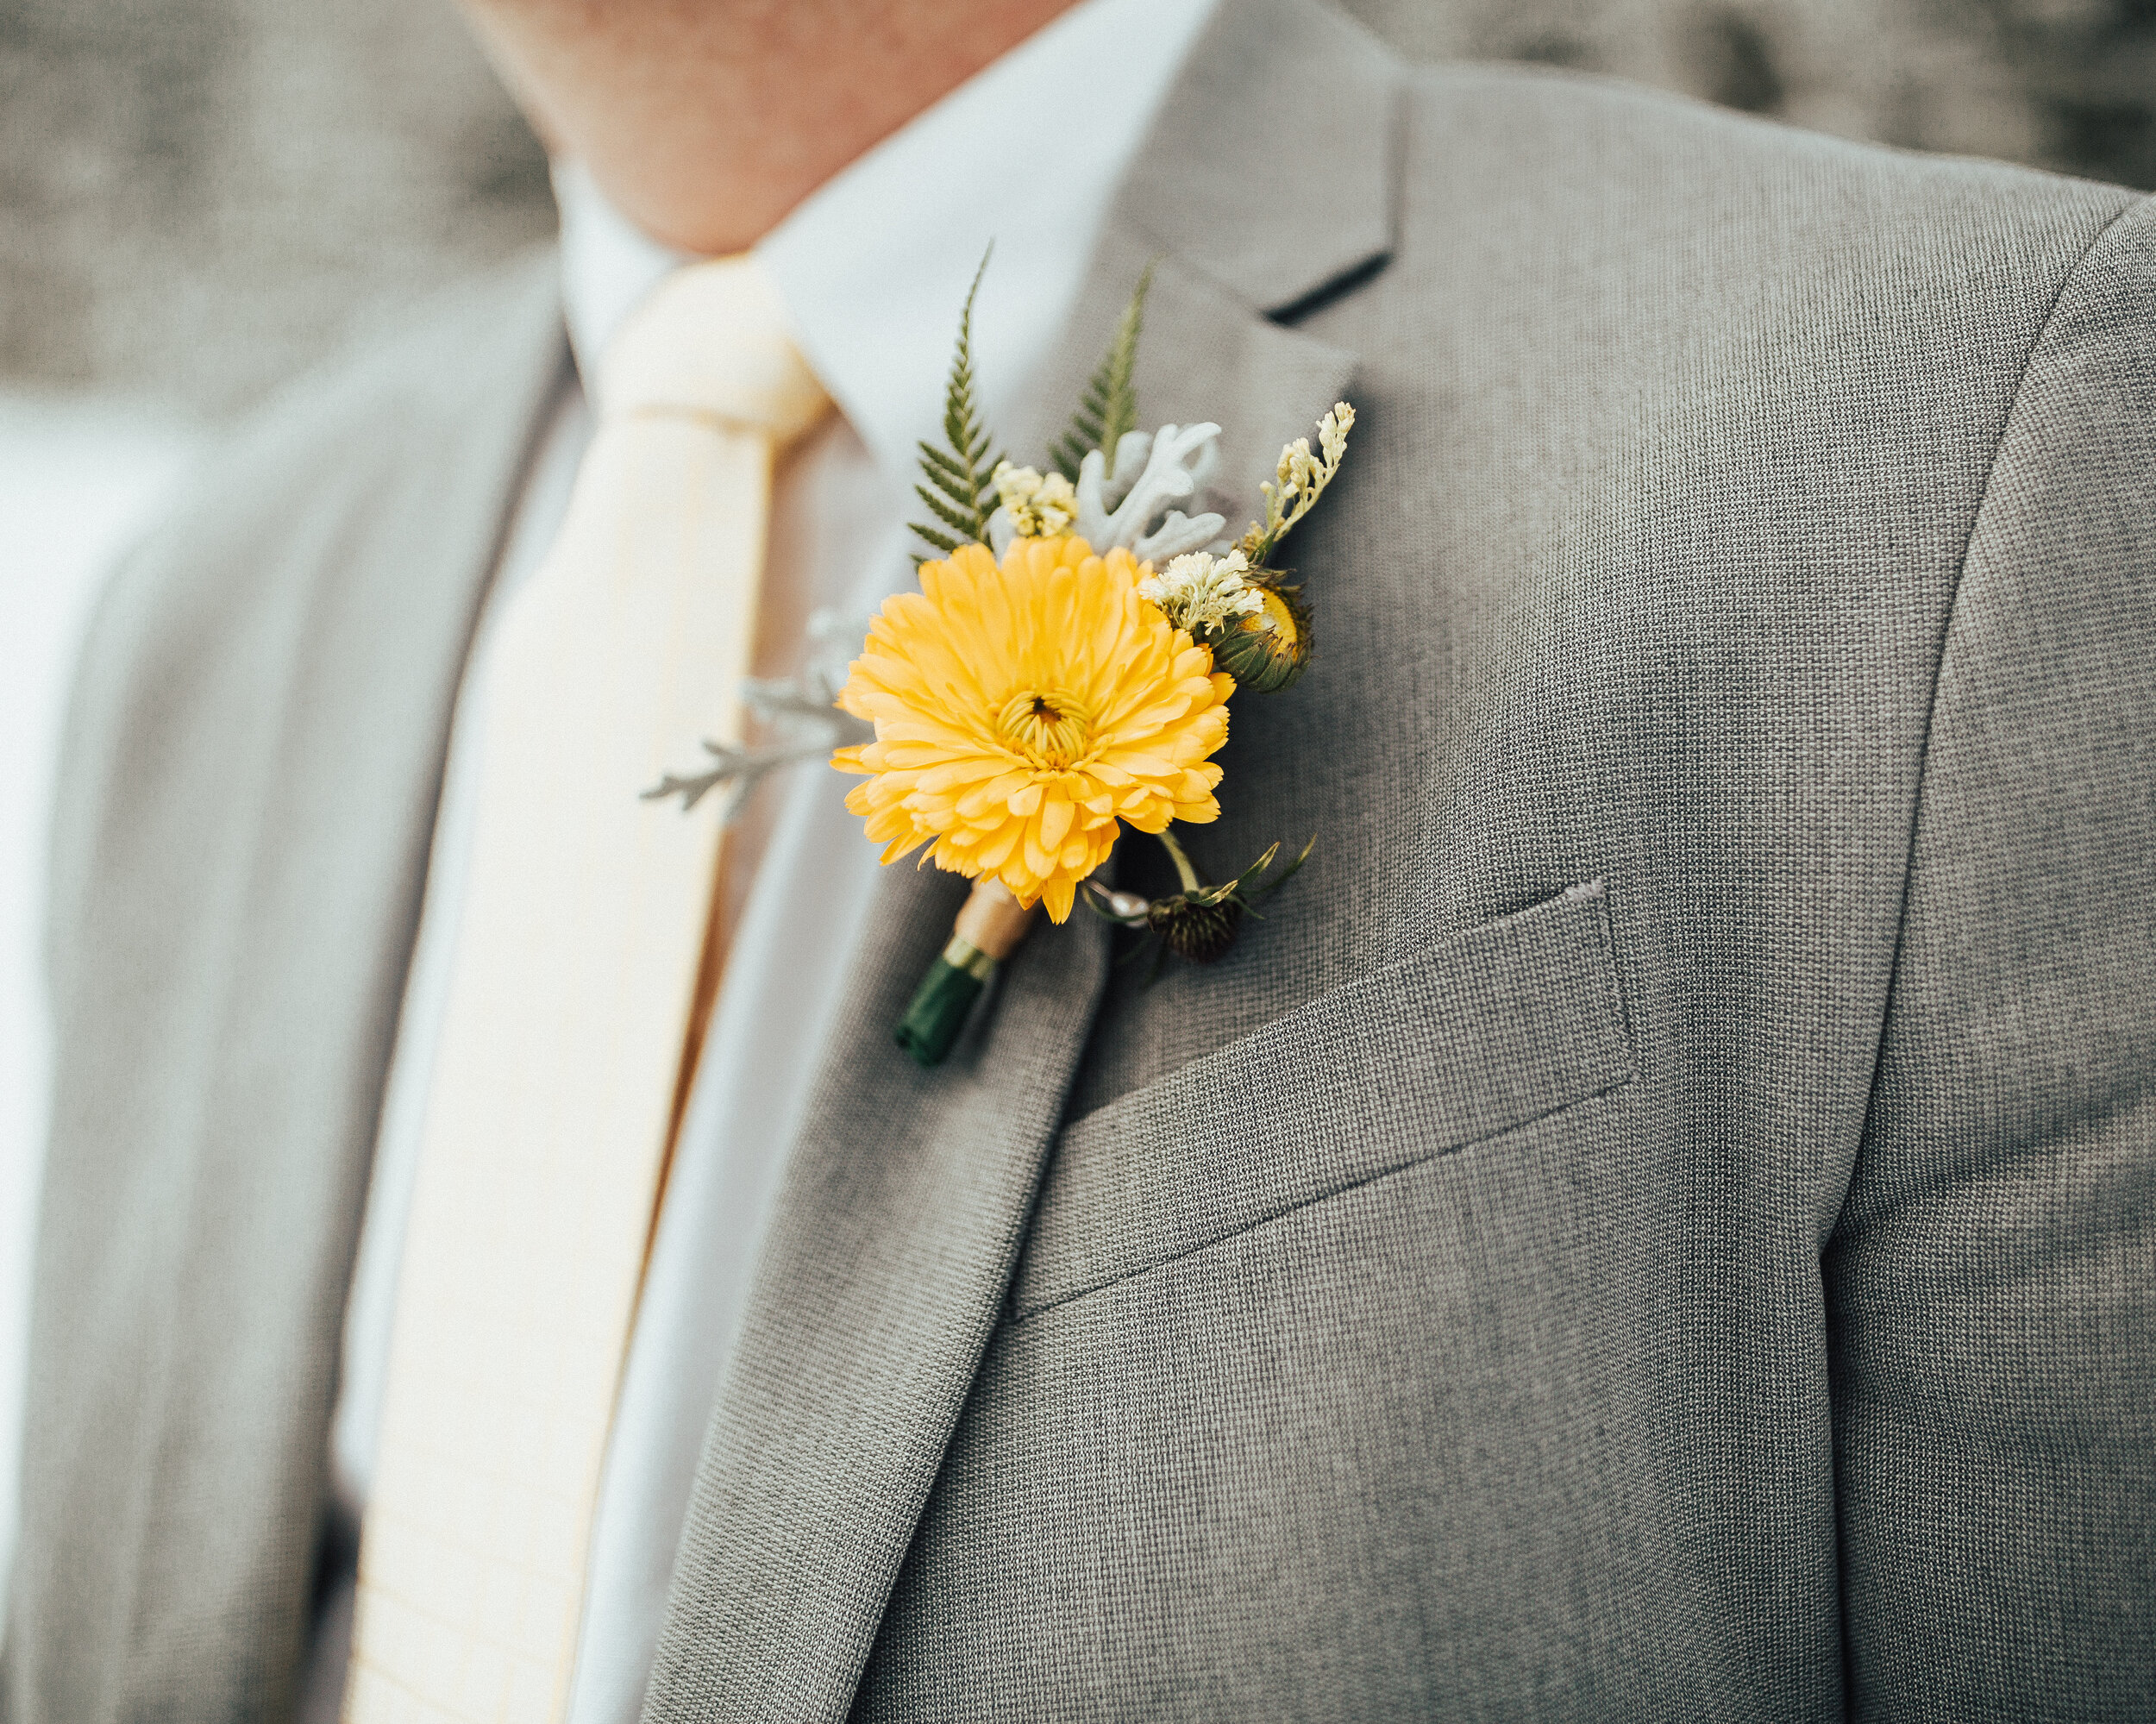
[1828,202,2156,1719]
[7,0,2154,1717]
[3,261,567,1720]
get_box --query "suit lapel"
[29,258,568,1715]
[639,4,1399,1719]
[1023,221,1370,525]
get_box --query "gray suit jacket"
[8,2,2154,1717]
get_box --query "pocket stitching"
[1010,1062,1634,1326]
[1059,881,1619,1147]
[1012,881,1636,1325]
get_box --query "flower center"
[1256,587,1297,645]
[995,687,1094,768]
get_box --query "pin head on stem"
[1084,831,1315,969]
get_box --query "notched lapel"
[1012,0,1401,509]
[1114,0,1400,319]
[1015,223,1369,523]
[639,256,1373,1724]
[642,5,1402,1717]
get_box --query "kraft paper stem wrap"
[893,878,1037,1067]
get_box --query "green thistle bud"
[1203,578,1313,693]
[1147,893,1244,962]
[1082,831,1314,971]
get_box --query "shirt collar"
[555,0,1219,484]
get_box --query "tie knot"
[599,254,830,443]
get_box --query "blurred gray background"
[2,0,2152,414]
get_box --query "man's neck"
[460,0,1085,256]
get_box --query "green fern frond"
[913,482,980,538]
[1050,263,1154,483]
[919,445,969,485]
[909,247,1005,560]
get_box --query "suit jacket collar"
[639,3,1399,1717]
[1110,0,1400,320]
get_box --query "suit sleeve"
[1827,197,2156,1721]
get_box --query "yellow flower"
[833,534,1233,921]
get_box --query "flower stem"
[1157,827,1204,895]
[893,879,1037,1068]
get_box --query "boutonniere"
[652,258,1356,1066]
[843,257,1357,1064]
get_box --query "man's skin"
[461,0,1084,255]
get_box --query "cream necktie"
[344,257,828,1723]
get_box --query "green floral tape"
[893,937,998,1067]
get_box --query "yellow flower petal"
[830,535,1232,919]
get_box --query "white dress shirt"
[309,0,1218,1715]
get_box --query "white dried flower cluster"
[1250,401,1357,561]
[991,461,1079,538]
[1138,549,1263,635]
[1319,400,1354,467]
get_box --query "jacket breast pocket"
[1009,881,1636,1322]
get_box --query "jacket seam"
[1826,188,2148,1720]
[1838,191,2146,1237]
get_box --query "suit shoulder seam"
[1838,190,2148,1239]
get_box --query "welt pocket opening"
[1007,881,1635,1324]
